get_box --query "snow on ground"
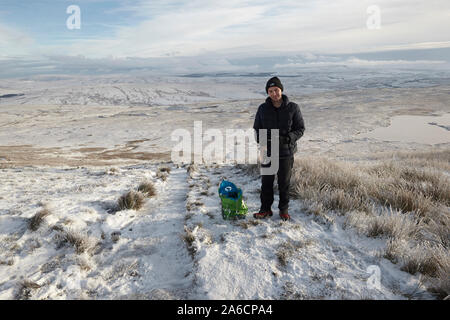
[184,164,432,300]
[0,75,264,107]
[0,162,433,299]
[0,164,194,299]
[0,72,448,300]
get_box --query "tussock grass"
[248,219,262,226]
[184,212,193,221]
[276,240,309,267]
[402,244,447,279]
[16,280,41,300]
[428,258,450,299]
[291,158,368,214]
[290,150,449,298]
[347,208,420,240]
[28,208,51,231]
[156,171,169,181]
[186,200,204,212]
[291,154,449,216]
[54,227,95,255]
[370,149,450,172]
[137,181,157,197]
[301,201,335,225]
[237,219,262,229]
[370,183,433,216]
[0,258,14,266]
[384,238,449,286]
[118,190,145,210]
[187,164,198,178]
[238,221,249,229]
[105,260,140,281]
[182,226,197,258]
[158,165,171,173]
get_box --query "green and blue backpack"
[218,180,248,220]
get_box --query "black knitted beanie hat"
[265,76,283,93]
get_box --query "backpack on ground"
[218,180,248,220]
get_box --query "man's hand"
[259,145,270,165]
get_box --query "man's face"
[268,86,282,103]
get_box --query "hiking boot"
[253,210,273,219]
[279,211,291,221]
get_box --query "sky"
[1,0,450,76]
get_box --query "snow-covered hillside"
[0,162,434,299]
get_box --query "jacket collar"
[266,94,289,108]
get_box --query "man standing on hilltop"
[253,77,305,221]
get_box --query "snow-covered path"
[96,166,195,299]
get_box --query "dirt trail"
[0,145,170,168]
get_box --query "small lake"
[361,113,450,145]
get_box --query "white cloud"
[1,0,450,76]
[274,58,447,69]
[0,23,35,56]
[67,0,449,58]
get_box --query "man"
[253,76,305,221]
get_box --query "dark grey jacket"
[253,94,305,159]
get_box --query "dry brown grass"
[28,208,51,231]
[137,181,157,197]
[236,219,262,229]
[428,257,450,299]
[187,164,198,178]
[0,258,14,266]
[182,226,197,258]
[118,190,146,210]
[15,280,41,300]
[346,208,420,240]
[186,200,204,212]
[290,150,449,298]
[54,227,96,255]
[276,240,311,267]
[158,165,171,173]
[156,171,169,181]
[291,157,368,214]
[384,238,449,296]
[291,153,449,219]
[370,149,450,172]
[301,201,335,226]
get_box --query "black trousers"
[260,157,294,214]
